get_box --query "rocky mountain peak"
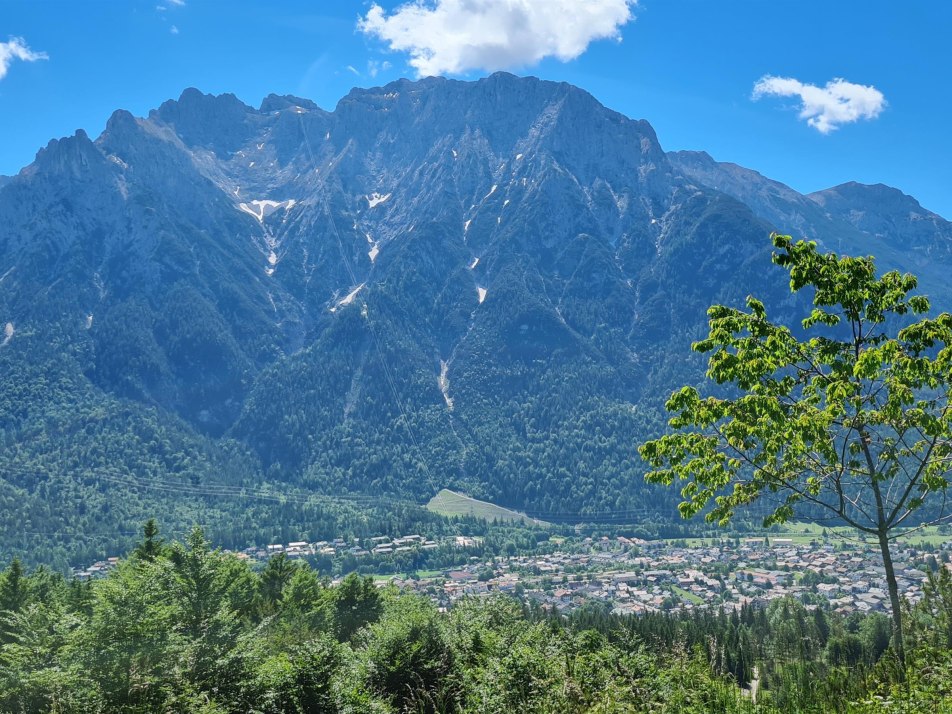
[259,93,320,113]
[808,181,950,256]
[30,129,110,181]
[151,88,256,155]
[809,181,931,216]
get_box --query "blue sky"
[2,1,950,218]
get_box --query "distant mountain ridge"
[668,150,952,286]
[2,73,951,563]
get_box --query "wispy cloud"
[167,0,186,5]
[170,25,180,35]
[367,59,391,78]
[753,75,886,134]
[0,37,48,81]
[358,0,636,77]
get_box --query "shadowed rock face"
[1,73,950,517]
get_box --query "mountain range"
[2,73,949,564]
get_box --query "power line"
[0,462,420,511]
[1,459,691,523]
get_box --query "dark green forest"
[0,297,691,570]
[1,526,951,713]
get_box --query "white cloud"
[752,75,886,134]
[357,0,636,77]
[345,64,360,75]
[168,0,186,5]
[170,25,180,35]
[0,37,47,81]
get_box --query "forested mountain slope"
[2,73,950,564]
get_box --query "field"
[426,489,547,526]
[672,585,704,605]
[670,521,951,548]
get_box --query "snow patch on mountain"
[367,192,392,208]
[331,283,365,312]
[438,360,453,410]
[238,199,297,222]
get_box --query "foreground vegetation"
[2,525,951,713]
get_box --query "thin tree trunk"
[877,528,906,673]
[862,431,907,675]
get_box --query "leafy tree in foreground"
[640,234,952,667]
[333,572,383,642]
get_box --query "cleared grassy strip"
[670,523,950,548]
[427,489,547,526]
[672,585,704,605]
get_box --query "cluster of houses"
[384,535,951,616]
[364,534,441,556]
[71,532,446,579]
[72,530,950,620]
[224,533,444,562]
[73,556,119,580]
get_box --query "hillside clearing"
[427,489,547,526]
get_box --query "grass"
[426,489,548,526]
[672,585,704,605]
[667,522,951,549]
[415,569,444,579]
[371,569,446,581]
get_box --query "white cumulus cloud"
[358,0,636,77]
[752,75,886,134]
[0,37,48,81]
